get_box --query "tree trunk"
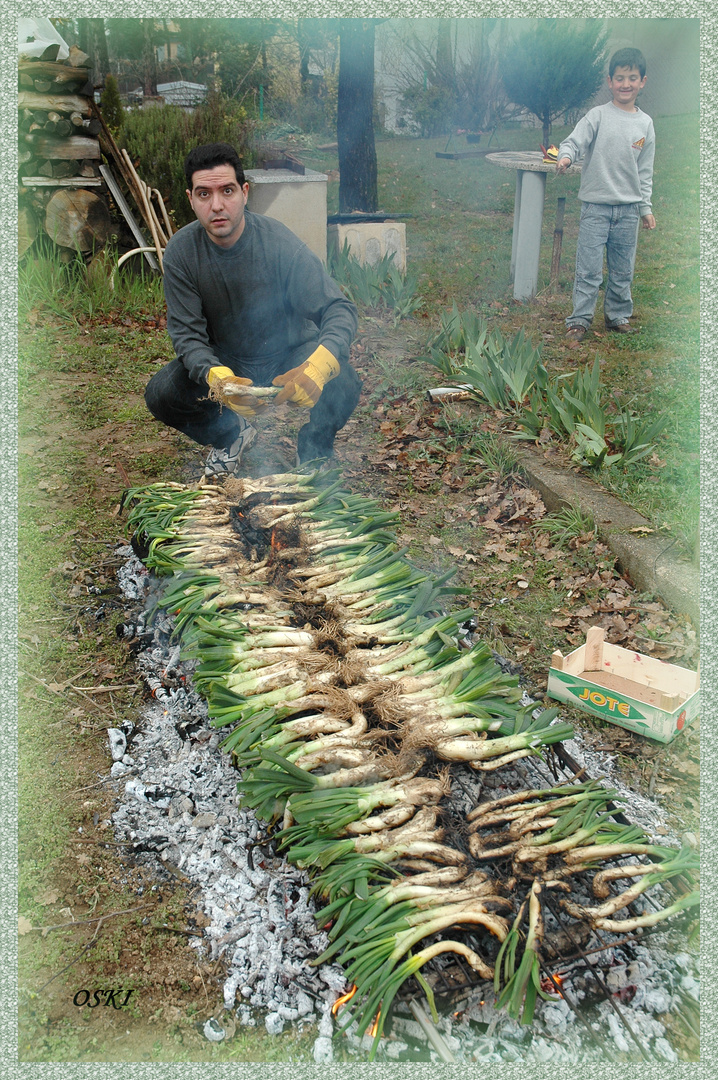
[141,18,158,97]
[542,112,551,149]
[337,19,377,214]
[436,18,455,95]
[78,18,108,87]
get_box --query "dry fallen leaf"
[37,888,60,906]
[18,917,33,936]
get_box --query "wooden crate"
[548,627,699,744]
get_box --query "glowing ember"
[369,1008,381,1038]
[540,972,565,997]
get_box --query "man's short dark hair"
[184,143,246,190]
[609,48,646,79]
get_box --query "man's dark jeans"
[145,351,362,462]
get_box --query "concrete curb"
[517,449,699,626]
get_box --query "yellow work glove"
[207,365,267,419]
[272,345,340,408]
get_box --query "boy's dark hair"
[184,143,245,190]
[609,48,646,78]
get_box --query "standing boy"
[556,47,656,341]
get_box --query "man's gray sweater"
[162,211,358,385]
[558,102,655,217]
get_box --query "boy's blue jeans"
[567,202,641,329]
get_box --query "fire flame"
[369,1008,381,1038]
[270,527,287,552]
[540,971,565,997]
[331,984,357,1016]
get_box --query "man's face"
[187,165,249,248]
[607,65,647,111]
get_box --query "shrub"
[399,84,455,137]
[120,94,256,229]
[100,74,124,135]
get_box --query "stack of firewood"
[18,43,113,260]
[18,44,100,182]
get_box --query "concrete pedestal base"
[327,221,406,272]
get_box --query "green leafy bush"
[121,94,256,229]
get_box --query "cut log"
[24,134,100,161]
[19,204,39,259]
[19,73,34,90]
[70,111,84,128]
[18,61,90,87]
[18,92,91,117]
[50,161,76,179]
[52,119,73,137]
[82,117,102,136]
[44,188,112,251]
[33,78,53,93]
[68,45,90,68]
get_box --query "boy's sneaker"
[204,423,256,478]
[606,321,638,334]
[566,326,586,342]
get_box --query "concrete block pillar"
[245,168,328,262]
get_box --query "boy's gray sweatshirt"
[162,211,358,385]
[558,102,655,217]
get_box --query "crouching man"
[145,142,361,477]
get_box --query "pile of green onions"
[123,470,697,1057]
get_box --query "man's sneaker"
[204,424,256,478]
[606,321,638,334]
[566,326,586,342]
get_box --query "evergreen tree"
[502,19,608,147]
[100,73,124,134]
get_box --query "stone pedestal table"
[486,151,580,301]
